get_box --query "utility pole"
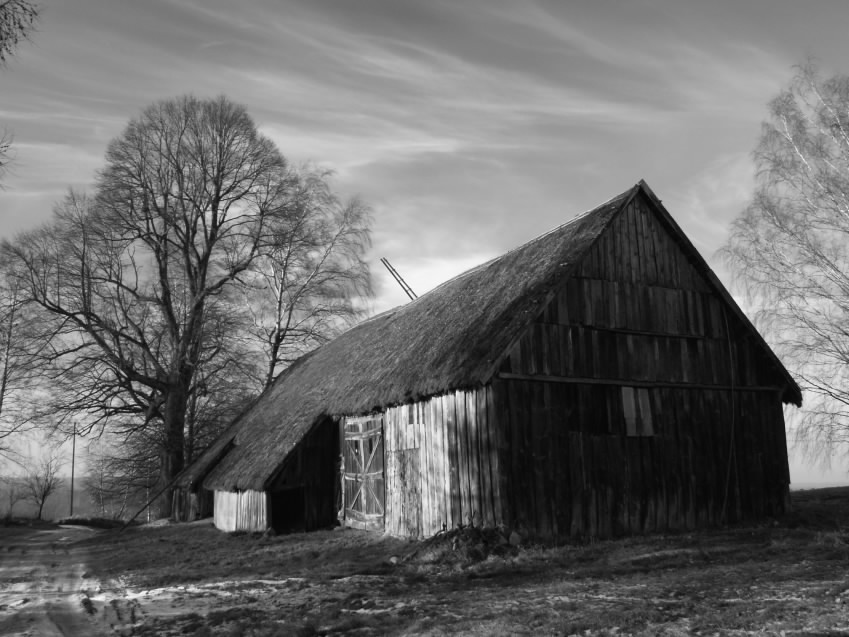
[69,421,76,517]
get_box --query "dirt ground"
[3,489,849,636]
[0,522,110,636]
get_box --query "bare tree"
[4,96,297,515]
[243,168,372,389]
[1,475,25,521]
[24,444,63,520]
[723,61,849,464]
[0,271,41,463]
[85,438,141,520]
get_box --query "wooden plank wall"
[494,379,788,538]
[494,192,791,538]
[383,386,503,538]
[213,489,268,532]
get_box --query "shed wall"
[383,388,503,538]
[493,379,788,538]
[213,489,268,532]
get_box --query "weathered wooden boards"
[341,415,385,531]
[493,378,788,538]
[381,388,502,537]
[488,195,791,538]
[213,489,268,532]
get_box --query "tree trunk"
[157,376,189,519]
[264,335,282,390]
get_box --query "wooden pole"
[380,257,417,300]
[69,421,76,517]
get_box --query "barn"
[178,180,801,539]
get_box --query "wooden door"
[341,415,385,531]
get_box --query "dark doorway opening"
[270,487,305,532]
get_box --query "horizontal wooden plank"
[344,430,384,441]
[497,372,783,393]
[343,471,384,481]
[345,415,383,424]
[344,511,384,531]
[575,323,706,340]
[345,509,384,520]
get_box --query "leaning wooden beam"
[564,324,709,340]
[120,475,182,532]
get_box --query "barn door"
[341,415,385,531]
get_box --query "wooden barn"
[178,180,801,539]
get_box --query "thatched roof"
[185,181,800,493]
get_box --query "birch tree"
[723,62,849,462]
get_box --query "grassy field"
[31,486,843,636]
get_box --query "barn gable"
[484,184,797,537]
[496,182,799,404]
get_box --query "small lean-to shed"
[179,181,801,539]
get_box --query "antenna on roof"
[380,257,418,301]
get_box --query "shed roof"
[184,181,801,492]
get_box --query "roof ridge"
[400,184,637,304]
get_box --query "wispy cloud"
[0,0,841,297]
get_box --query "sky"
[3,0,849,485]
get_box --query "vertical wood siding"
[382,387,502,538]
[493,379,788,538]
[213,489,268,532]
[493,193,791,538]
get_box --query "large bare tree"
[723,62,849,463]
[4,96,296,514]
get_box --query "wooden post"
[69,421,76,517]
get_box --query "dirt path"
[0,524,111,636]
